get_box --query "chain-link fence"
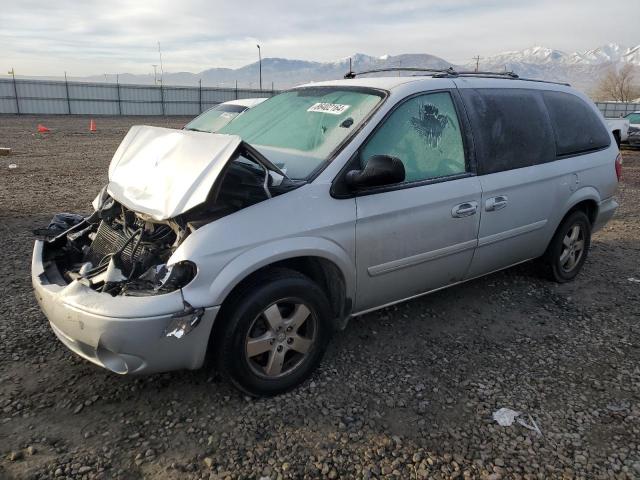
[0,78,280,115]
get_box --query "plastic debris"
[492,407,521,426]
[0,147,11,156]
[606,401,629,412]
[8,163,17,169]
[493,408,543,435]
[628,277,640,283]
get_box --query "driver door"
[353,91,482,312]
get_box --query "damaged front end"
[35,126,301,299]
[35,204,196,297]
[31,126,304,374]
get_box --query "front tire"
[543,210,591,283]
[214,268,332,396]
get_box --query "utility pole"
[152,65,158,85]
[64,71,71,114]
[473,55,481,72]
[158,41,164,86]
[116,74,122,115]
[257,44,262,90]
[8,67,19,114]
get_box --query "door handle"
[485,195,508,212]
[451,201,478,218]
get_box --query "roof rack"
[343,67,571,86]
[450,70,519,78]
[343,67,457,79]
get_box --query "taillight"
[615,153,623,182]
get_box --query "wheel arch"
[545,188,599,252]
[208,237,355,329]
[562,188,600,226]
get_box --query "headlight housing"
[156,261,197,292]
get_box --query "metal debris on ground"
[0,147,11,156]
[8,163,17,169]
[628,277,640,283]
[516,414,543,436]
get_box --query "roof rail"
[343,67,457,79]
[343,67,571,86]
[450,70,519,78]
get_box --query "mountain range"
[27,43,640,94]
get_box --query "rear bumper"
[32,240,218,374]
[593,197,618,233]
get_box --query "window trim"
[330,88,475,199]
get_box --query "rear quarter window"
[460,88,555,174]
[542,91,610,156]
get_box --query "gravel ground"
[0,115,639,480]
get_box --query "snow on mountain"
[569,43,628,64]
[623,45,640,65]
[484,46,569,66]
[467,43,640,92]
[59,44,638,93]
[480,43,640,69]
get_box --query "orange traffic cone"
[89,119,97,132]
[37,124,50,133]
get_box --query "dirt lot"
[0,115,639,480]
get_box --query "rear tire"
[543,210,591,283]
[214,268,332,396]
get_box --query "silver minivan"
[32,71,621,396]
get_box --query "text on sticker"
[307,103,350,115]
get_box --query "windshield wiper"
[184,127,210,133]
[242,142,289,180]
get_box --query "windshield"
[625,113,640,124]
[218,87,385,179]
[184,103,247,133]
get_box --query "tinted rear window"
[542,91,610,156]
[460,89,555,174]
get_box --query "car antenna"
[345,57,354,79]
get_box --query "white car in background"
[604,117,629,146]
[184,98,268,133]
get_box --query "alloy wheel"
[245,298,317,379]
[559,224,585,273]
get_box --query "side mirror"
[346,155,405,189]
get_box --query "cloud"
[0,0,637,75]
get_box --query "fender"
[561,186,601,220]
[544,185,601,245]
[205,236,356,308]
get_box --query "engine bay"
[37,151,301,297]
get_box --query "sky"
[1,0,638,76]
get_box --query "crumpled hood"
[107,125,241,221]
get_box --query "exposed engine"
[37,153,301,297]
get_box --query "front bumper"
[32,240,219,374]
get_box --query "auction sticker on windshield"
[307,103,350,115]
